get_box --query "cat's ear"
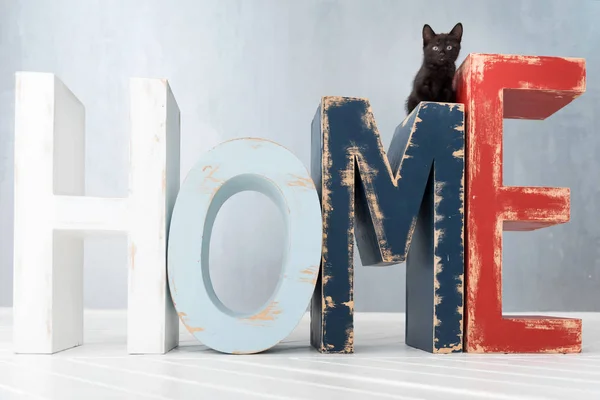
[450,23,463,42]
[422,24,436,46]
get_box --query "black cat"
[406,23,463,114]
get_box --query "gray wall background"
[1,0,599,312]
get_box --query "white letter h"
[13,72,180,354]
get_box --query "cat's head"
[422,23,463,66]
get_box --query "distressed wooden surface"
[128,78,180,354]
[167,138,322,354]
[13,73,180,354]
[455,53,586,353]
[310,98,465,353]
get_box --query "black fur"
[406,23,463,114]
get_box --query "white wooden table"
[1,309,599,399]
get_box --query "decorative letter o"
[167,138,322,354]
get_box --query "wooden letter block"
[455,54,586,353]
[310,98,465,353]
[167,138,322,354]
[13,73,180,354]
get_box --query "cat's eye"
[432,46,439,51]
[446,45,452,50]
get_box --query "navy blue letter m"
[310,98,465,353]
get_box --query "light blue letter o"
[167,138,322,354]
